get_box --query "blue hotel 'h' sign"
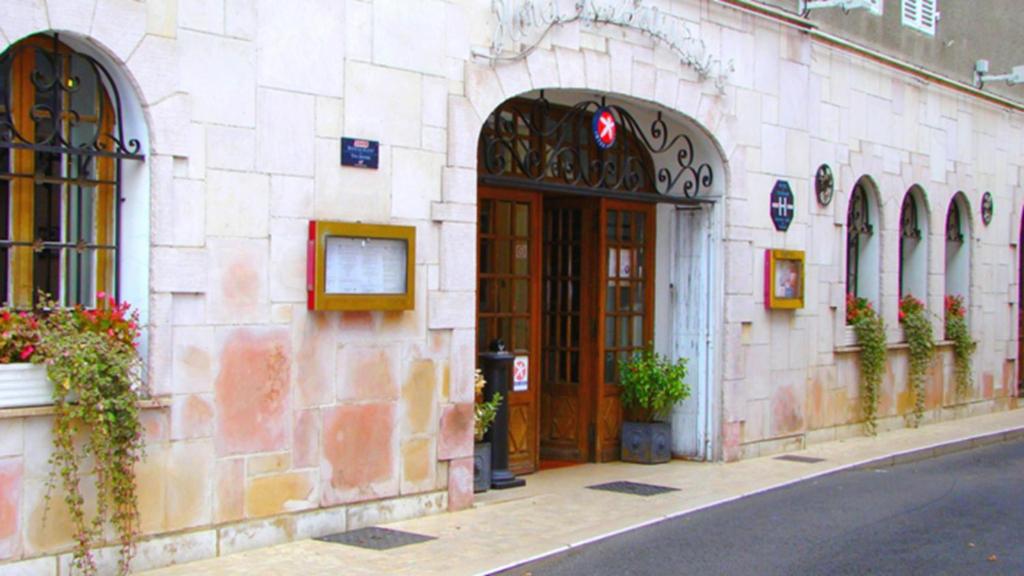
[771,180,795,232]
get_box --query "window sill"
[0,396,170,420]
[835,340,958,354]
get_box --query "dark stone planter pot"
[621,421,672,464]
[473,442,492,493]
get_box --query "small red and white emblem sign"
[592,107,617,149]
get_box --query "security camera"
[975,60,1024,89]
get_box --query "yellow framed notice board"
[307,221,416,311]
[764,249,805,310]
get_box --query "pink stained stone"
[321,403,398,504]
[338,346,398,402]
[214,329,291,456]
[770,385,804,436]
[293,409,320,469]
[447,457,474,511]
[0,458,22,559]
[437,403,474,460]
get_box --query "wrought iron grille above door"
[478,94,714,204]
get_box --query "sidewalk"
[143,408,1024,576]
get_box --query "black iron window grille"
[478,93,714,204]
[846,183,873,298]
[898,192,921,297]
[945,199,964,243]
[0,34,143,308]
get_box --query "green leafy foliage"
[944,294,975,401]
[474,392,503,442]
[847,294,886,435]
[899,295,934,427]
[33,294,146,575]
[473,368,503,442]
[618,346,689,423]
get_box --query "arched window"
[899,187,928,299]
[945,192,970,303]
[0,34,143,308]
[846,179,880,309]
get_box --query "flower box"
[0,363,53,409]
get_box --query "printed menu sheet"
[324,236,407,294]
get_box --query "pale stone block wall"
[0,0,1021,571]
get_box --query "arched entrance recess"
[475,90,724,474]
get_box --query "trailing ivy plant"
[899,294,934,427]
[944,294,975,401]
[847,294,886,435]
[39,294,146,576]
[618,345,689,423]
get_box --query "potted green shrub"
[618,346,689,464]
[473,369,502,493]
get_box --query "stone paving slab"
[141,409,1024,576]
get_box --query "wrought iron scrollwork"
[846,184,872,296]
[946,200,964,243]
[0,34,143,160]
[479,93,714,200]
[900,193,921,240]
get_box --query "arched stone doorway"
[474,90,724,474]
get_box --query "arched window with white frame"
[899,186,929,301]
[0,33,146,309]
[944,192,971,306]
[846,178,881,313]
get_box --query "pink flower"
[19,345,34,361]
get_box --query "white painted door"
[671,205,714,460]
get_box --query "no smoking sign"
[513,356,529,392]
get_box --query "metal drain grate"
[587,480,680,496]
[774,454,826,464]
[315,526,436,550]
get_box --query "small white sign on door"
[512,356,529,392]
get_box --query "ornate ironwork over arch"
[846,183,873,297]
[0,34,144,306]
[0,34,143,160]
[478,93,714,203]
[946,197,964,243]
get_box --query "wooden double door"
[477,187,655,474]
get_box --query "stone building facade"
[0,0,1021,572]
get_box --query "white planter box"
[0,363,54,409]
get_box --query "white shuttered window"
[902,0,938,35]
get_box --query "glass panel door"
[477,187,540,474]
[595,200,655,462]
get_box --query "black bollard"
[479,339,525,489]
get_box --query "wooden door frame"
[538,196,598,462]
[593,198,657,462]
[477,186,543,473]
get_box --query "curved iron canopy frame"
[478,92,715,205]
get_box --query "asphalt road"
[496,439,1024,576]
